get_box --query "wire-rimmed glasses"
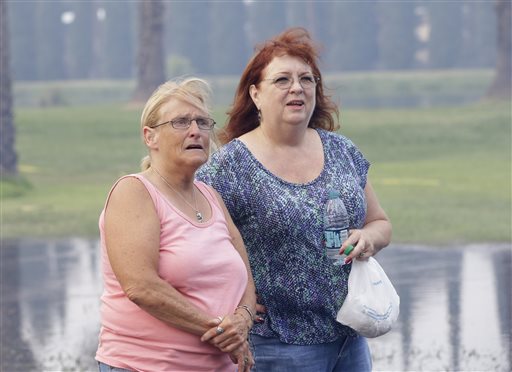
[261,74,319,90]
[151,116,216,130]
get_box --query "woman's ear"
[249,84,260,109]
[143,126,158,148]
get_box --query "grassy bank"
[2,98,510,244]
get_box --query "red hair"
[220,27,339,144]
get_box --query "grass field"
[1,72,511,244]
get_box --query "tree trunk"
[487,0,511,99]
[0,0,18,176]
[133,0,166,103]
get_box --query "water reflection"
[368,244,511,371]
[1,239,101,371]
[0,239,510,371]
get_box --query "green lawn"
[341,103,511,243]
[1,80,510,244]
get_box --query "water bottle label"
[324,229,342,248]
[324,229,349,248]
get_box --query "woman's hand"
[201,313,249,352]
[341,228,375,263]
[229,340,254,372]
[342,180,392,264]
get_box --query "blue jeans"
[98,361,133,372]
[249,334,372,372]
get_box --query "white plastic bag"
[336,257,400,338]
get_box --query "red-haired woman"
[197,28,392,371]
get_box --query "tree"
[247,1,286,48]
[103,2,136,79]
[487,0,511,99]
[209,1,249,75]
[1,0,17,176]
[461,2,496,68]
[377,2,417,70]
[166,2,211,75]
[133,0,166,102]
[8,2,37,80]
[286,1,309,29]
[35,1,66,80]
[327,2,379,71]
[428,2,464,68]
[66,1,95,79]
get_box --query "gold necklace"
[151,167,204,222]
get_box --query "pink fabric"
[95,174,248,372]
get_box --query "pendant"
[196,211,204,223]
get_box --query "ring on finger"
[215,326,225,335]
[358,252,365,258]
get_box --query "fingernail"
[255,316,264,323]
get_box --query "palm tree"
[133,0,166,102]
[0,0,18,176]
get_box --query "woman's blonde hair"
[139,77,216,170]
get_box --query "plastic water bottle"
[324,190,352,265]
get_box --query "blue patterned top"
[196,129,370,344]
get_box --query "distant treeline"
[8,1,496,82]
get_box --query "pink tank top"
[95,174,248,372]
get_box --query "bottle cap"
[344,245,354,255]
[328,190,340,199]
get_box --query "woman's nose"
[188,120,201,135]
[289,78,304,93]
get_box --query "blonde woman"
[96,78,256,372]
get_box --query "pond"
[1,239,510,371]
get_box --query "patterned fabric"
[196,129,370,345]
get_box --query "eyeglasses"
[261,74,319,90]
[151,116,216,131]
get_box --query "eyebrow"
[271,71,313,76]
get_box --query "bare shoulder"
[107,175,153,210]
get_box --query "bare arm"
[200,189,257,358]
[342,179,392,262]
[215,188,257,316]
[104,177,215,336]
